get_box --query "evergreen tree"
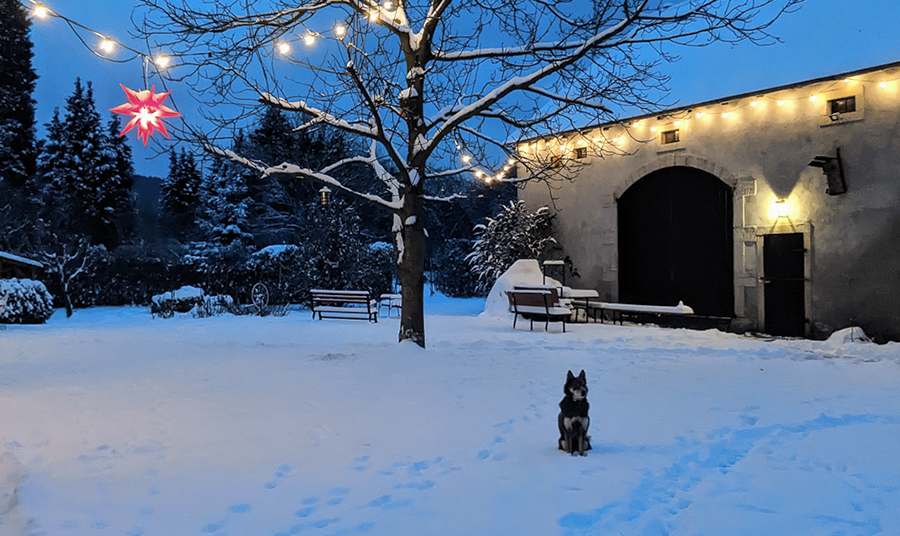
[202,132,253,248]
[99,114,136,246]
[37,108,75,239]
[0,0,39,250]
[0,0,38,187]
[466,201,557,293]
[160,149,202,241]
[38,79,132,248]
[62,79,106,240]
[301,198,390,295]
[245,108,302,244]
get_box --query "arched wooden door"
[617,166,734,317]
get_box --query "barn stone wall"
[519,64,900,342]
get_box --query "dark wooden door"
[763,233,806,337]
[617,166,734,317]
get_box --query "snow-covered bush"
[0,278,54,324]
[151,286,205,318]
[247,245,310,305]
[466,201,557,294]
[68,244,176,307]
[192,294,239,318]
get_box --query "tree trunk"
[60,277,74,317]
[397,191,426,348]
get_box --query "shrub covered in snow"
[466,201,557,294]
[150,286,205,318]
[0,278,54,324]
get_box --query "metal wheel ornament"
[251,282,269,313]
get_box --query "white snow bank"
[480,259,561,318]
[826,326,871,345]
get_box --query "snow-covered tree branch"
[137,0,802,347]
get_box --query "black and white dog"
[558,369,591,456]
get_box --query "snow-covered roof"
[0,251,43,269]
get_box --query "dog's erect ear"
[567,370,575,380]
[578,370,586,380]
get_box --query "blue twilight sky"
[29,0,900,178]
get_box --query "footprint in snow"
[353,455,371,472]
[265,463,293,489]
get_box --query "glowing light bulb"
[695,112,704,118]
[844,79,851,83]
[650,126,658,132]
[277,42,291,55]
[507,158,515,165]
[674,121,681,127]
[384,1,394,9]
[879,81,887,88]
[592,138,601,143]
[155,55,170,68]
[611,137,618,143]
[632,121,640,127]
[750,101,758,107]
[304,34,316,46]
[33,5,48,18]
[485,176,493,183]
[503,165,511,171]
[777,100,784,106]
[334,24,346,37]
[809,95,818,102]
[475,171,483,178]
[722,112,730,118]
[774,198,789,218]
[369,10,379,20]
[100,39,115,53]
[461,155,471,164]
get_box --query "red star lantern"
[110,84,181,146]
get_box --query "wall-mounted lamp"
[774,198,789,219]
[808,148,846,195]
[318,186,332,206]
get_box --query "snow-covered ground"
[1,294,899,536]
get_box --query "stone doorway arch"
[617,164,735,317]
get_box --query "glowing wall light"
[774,198,789,219]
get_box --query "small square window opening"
[574,147,588,159]
[661,129,680,144]
[829,96,856,115]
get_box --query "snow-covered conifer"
[466,201,556,293]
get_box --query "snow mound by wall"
[826,326,871,345]
[480,259,560,318]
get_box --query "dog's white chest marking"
[563,416,590,430]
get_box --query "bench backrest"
[507,289,552,310]
[311,289,371,305]
[513,285,561,306]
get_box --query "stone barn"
[517,61,900,342]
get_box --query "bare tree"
[38,236,93,318]
[137,0,801,347]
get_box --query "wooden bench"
[585,300,694,325]
[378,293,402,318]
[310,289,378,322]
[506,288,572,332]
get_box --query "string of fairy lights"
[517,73,900,164]
[20,0,900,183]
